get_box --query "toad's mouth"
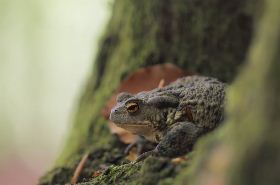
[115,123,149,126]
[114,123,152,135]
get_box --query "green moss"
[134,157,177,185]
[79,163,141,185]
[38,167,74,185]
[78,156,190,185]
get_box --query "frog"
[109,75,226,162]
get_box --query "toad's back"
[143,76,226,130]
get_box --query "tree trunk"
[38,0,280,184]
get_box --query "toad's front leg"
[124,136,156,155]
[135,121,202,162]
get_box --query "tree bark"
[37,0,280,184]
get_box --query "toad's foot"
[125,136,156,156]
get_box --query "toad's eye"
[125,102,139,113]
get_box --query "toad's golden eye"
[125,102,139,113]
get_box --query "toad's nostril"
[111,108,118,114]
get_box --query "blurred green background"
[0,0,110,184]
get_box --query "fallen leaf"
[157,79,165,88]
[171,156,188,164]
[125,147,138,162]
[92,170,103,178]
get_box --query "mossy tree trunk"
[178,1,280,184]
[37,0,280,184]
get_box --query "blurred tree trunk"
[37,0,280,184]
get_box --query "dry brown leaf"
[171,156,188,164]
[125,147,138,162]
[103,63,193,144]
[157,79,165,88]
[92,170,103,178]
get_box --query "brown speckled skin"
[110,76,226,160]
